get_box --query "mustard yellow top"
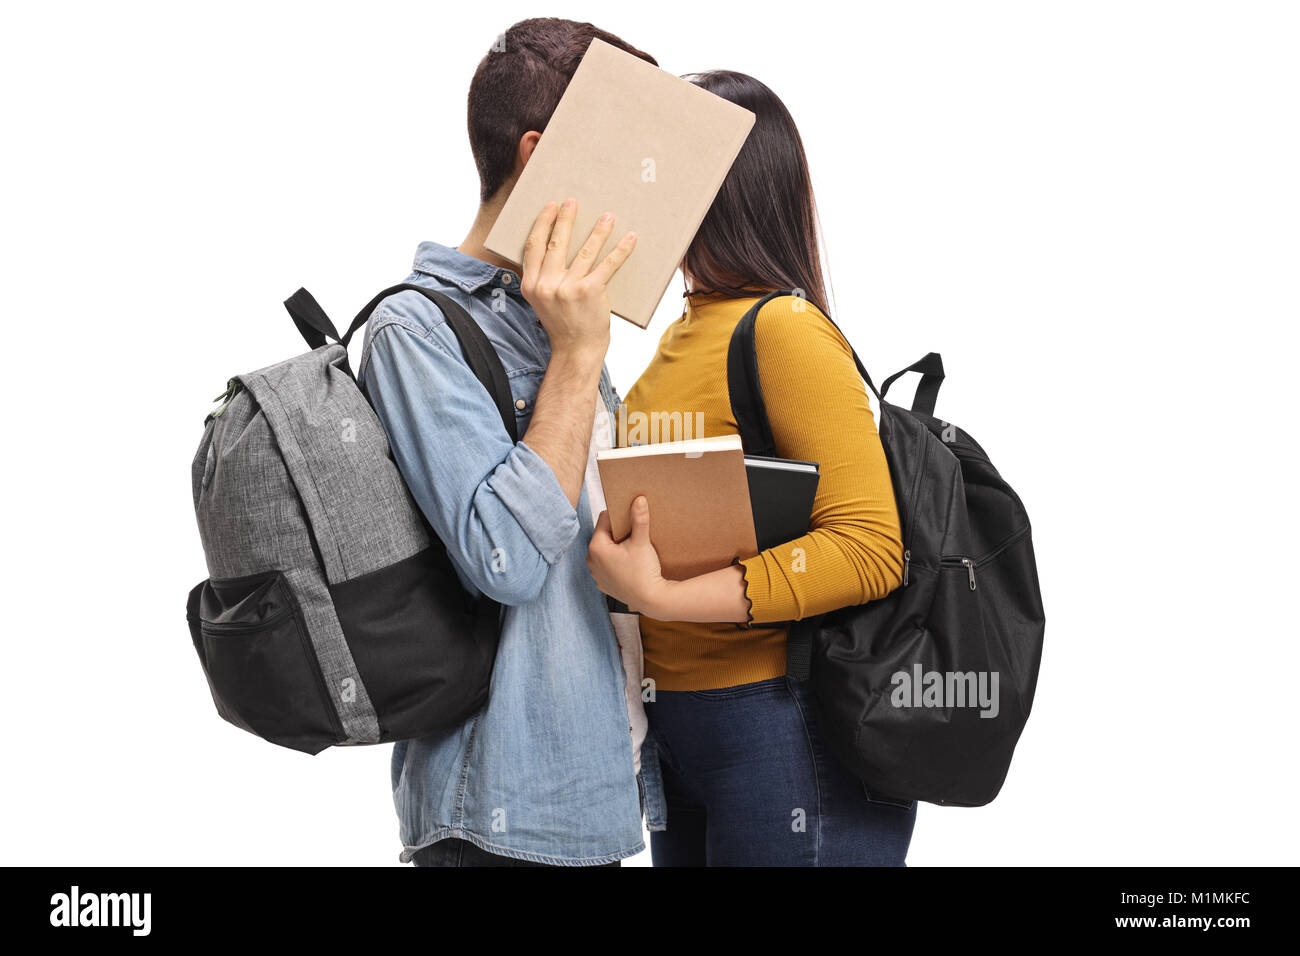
[621,292,904,691]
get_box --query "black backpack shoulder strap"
[725,290,788,458]
[724,293,944,680]
[726,292,886,457]
[724,290,882,681]
[284,284,519,443]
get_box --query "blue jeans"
[648,676,917,866]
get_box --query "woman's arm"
[587,301,902,625]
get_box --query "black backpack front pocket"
[328,545,499,742]
[186,571,342,754]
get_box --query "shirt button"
[515,398,527,410]
[500,272,514,285]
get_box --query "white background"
[2,1,1296,866]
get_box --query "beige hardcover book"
[485,38,756,328]
[596,435,758,581]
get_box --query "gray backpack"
[187,285,516,754]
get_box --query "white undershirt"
[583,396,648,774]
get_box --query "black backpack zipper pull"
[961,557,976,590]
[903,549,911,587]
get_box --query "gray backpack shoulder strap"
[285,284,519,443]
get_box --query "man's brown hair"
[468,19,657,202]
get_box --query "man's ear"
[515,130,542,175]
[485,131,542,207]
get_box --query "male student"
[356,19,662,866]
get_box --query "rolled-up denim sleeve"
[362,319,579,605]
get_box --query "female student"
[586,70,916,866]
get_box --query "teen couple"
[359,17,915,867]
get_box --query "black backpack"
[188,285,514,753]
[727,291,1045,806]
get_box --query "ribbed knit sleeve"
[738,301,904,623]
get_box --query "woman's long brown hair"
[682,70,831,317]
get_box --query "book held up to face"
[486,39,756,328]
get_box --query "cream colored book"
[485,38,756,328]
[596,435,758,581]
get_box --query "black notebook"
[745,455,820,552]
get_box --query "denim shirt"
[358,242,665,865]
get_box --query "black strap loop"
[880,352,945,417]
[284,288,342,350]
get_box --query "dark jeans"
[411,838,620,868]
[649,676,916,866]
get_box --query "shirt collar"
[412,241,524,298]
